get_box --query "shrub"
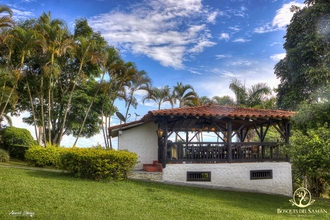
[288,124,330,197]
[25,145,64,168]
[5,145,29,160]
[0,149,10,162]
[60,148,138,181]
[0,126,35,160]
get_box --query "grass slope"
[0,166,329,220]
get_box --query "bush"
[60,148,138,181]
[0,126,35,160]
[0,149,10,162]
[288,124,330,197]
[25,145,64,168]
[5,145,29,160]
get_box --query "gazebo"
[109,105,295,196]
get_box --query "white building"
[109,105,295,196]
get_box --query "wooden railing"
[165,142,288,163]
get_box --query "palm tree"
[142,86,172,110]
[229,78,272,142]
[59,35,97,146]
[72,46,120,147]
[0,68,18,120]
[172,82,197,108]
[211,95,235,106]
[36,12,73,144]
[229,78,271,108]
[124,69,151,120]
[5,26,46,144]
[186,95,212,106]
[0,5,13,29]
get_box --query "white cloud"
[230,60,252,66]
[229,26,241,33]
[219,33,230,41]
[270,53,286,61]
[194,59,280,99]
[206,10,219,23]
[233,38,250,43]
[254,1,305,33]
[11,8,35,21]
[89,0,217,69]
[215,54,232,59]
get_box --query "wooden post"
[227,120,232,163]
[162,118,168,169]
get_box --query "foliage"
[0,126,34,148]
[274,1,330,110]
[60,148,138,181]
[0,11,149,147]
[292,85,330,133]
[229,78,273,108]
[142,85,172,109]
[3,145,29,160]
[0,149,9,162]
[287,124,330,197]
[25,145,63,168]
[172,82,197,108]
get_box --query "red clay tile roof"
[145,104,295,119]
[109,105,295,133]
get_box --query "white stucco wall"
[163,162,292,196]
[118,123,158,170]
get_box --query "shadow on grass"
[128,179,290,206]
[25,169,77,181]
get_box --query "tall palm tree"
[172,82,197,108]
[124,69,151,120]
[59,35,97,146]
[142,86,172,110]
[72,46,120,147]
[36,12,73,144]
[5,26,46,144]
[0,5,13,29]
[229,78,271,108]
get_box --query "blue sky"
[3,0,305,147]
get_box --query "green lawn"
[0,166,329,220]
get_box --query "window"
[250,170,273,180]
[187,171,211,181]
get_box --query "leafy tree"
[288,125,330,197]
[0,126,34,148]
[274,1,330,110]
[292,85,330,133]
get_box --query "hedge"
[25,147,138,181]
[25,145,63,168]
[60,148,138,180]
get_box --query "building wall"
[163,162,292,196]
[119,123,158,170]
